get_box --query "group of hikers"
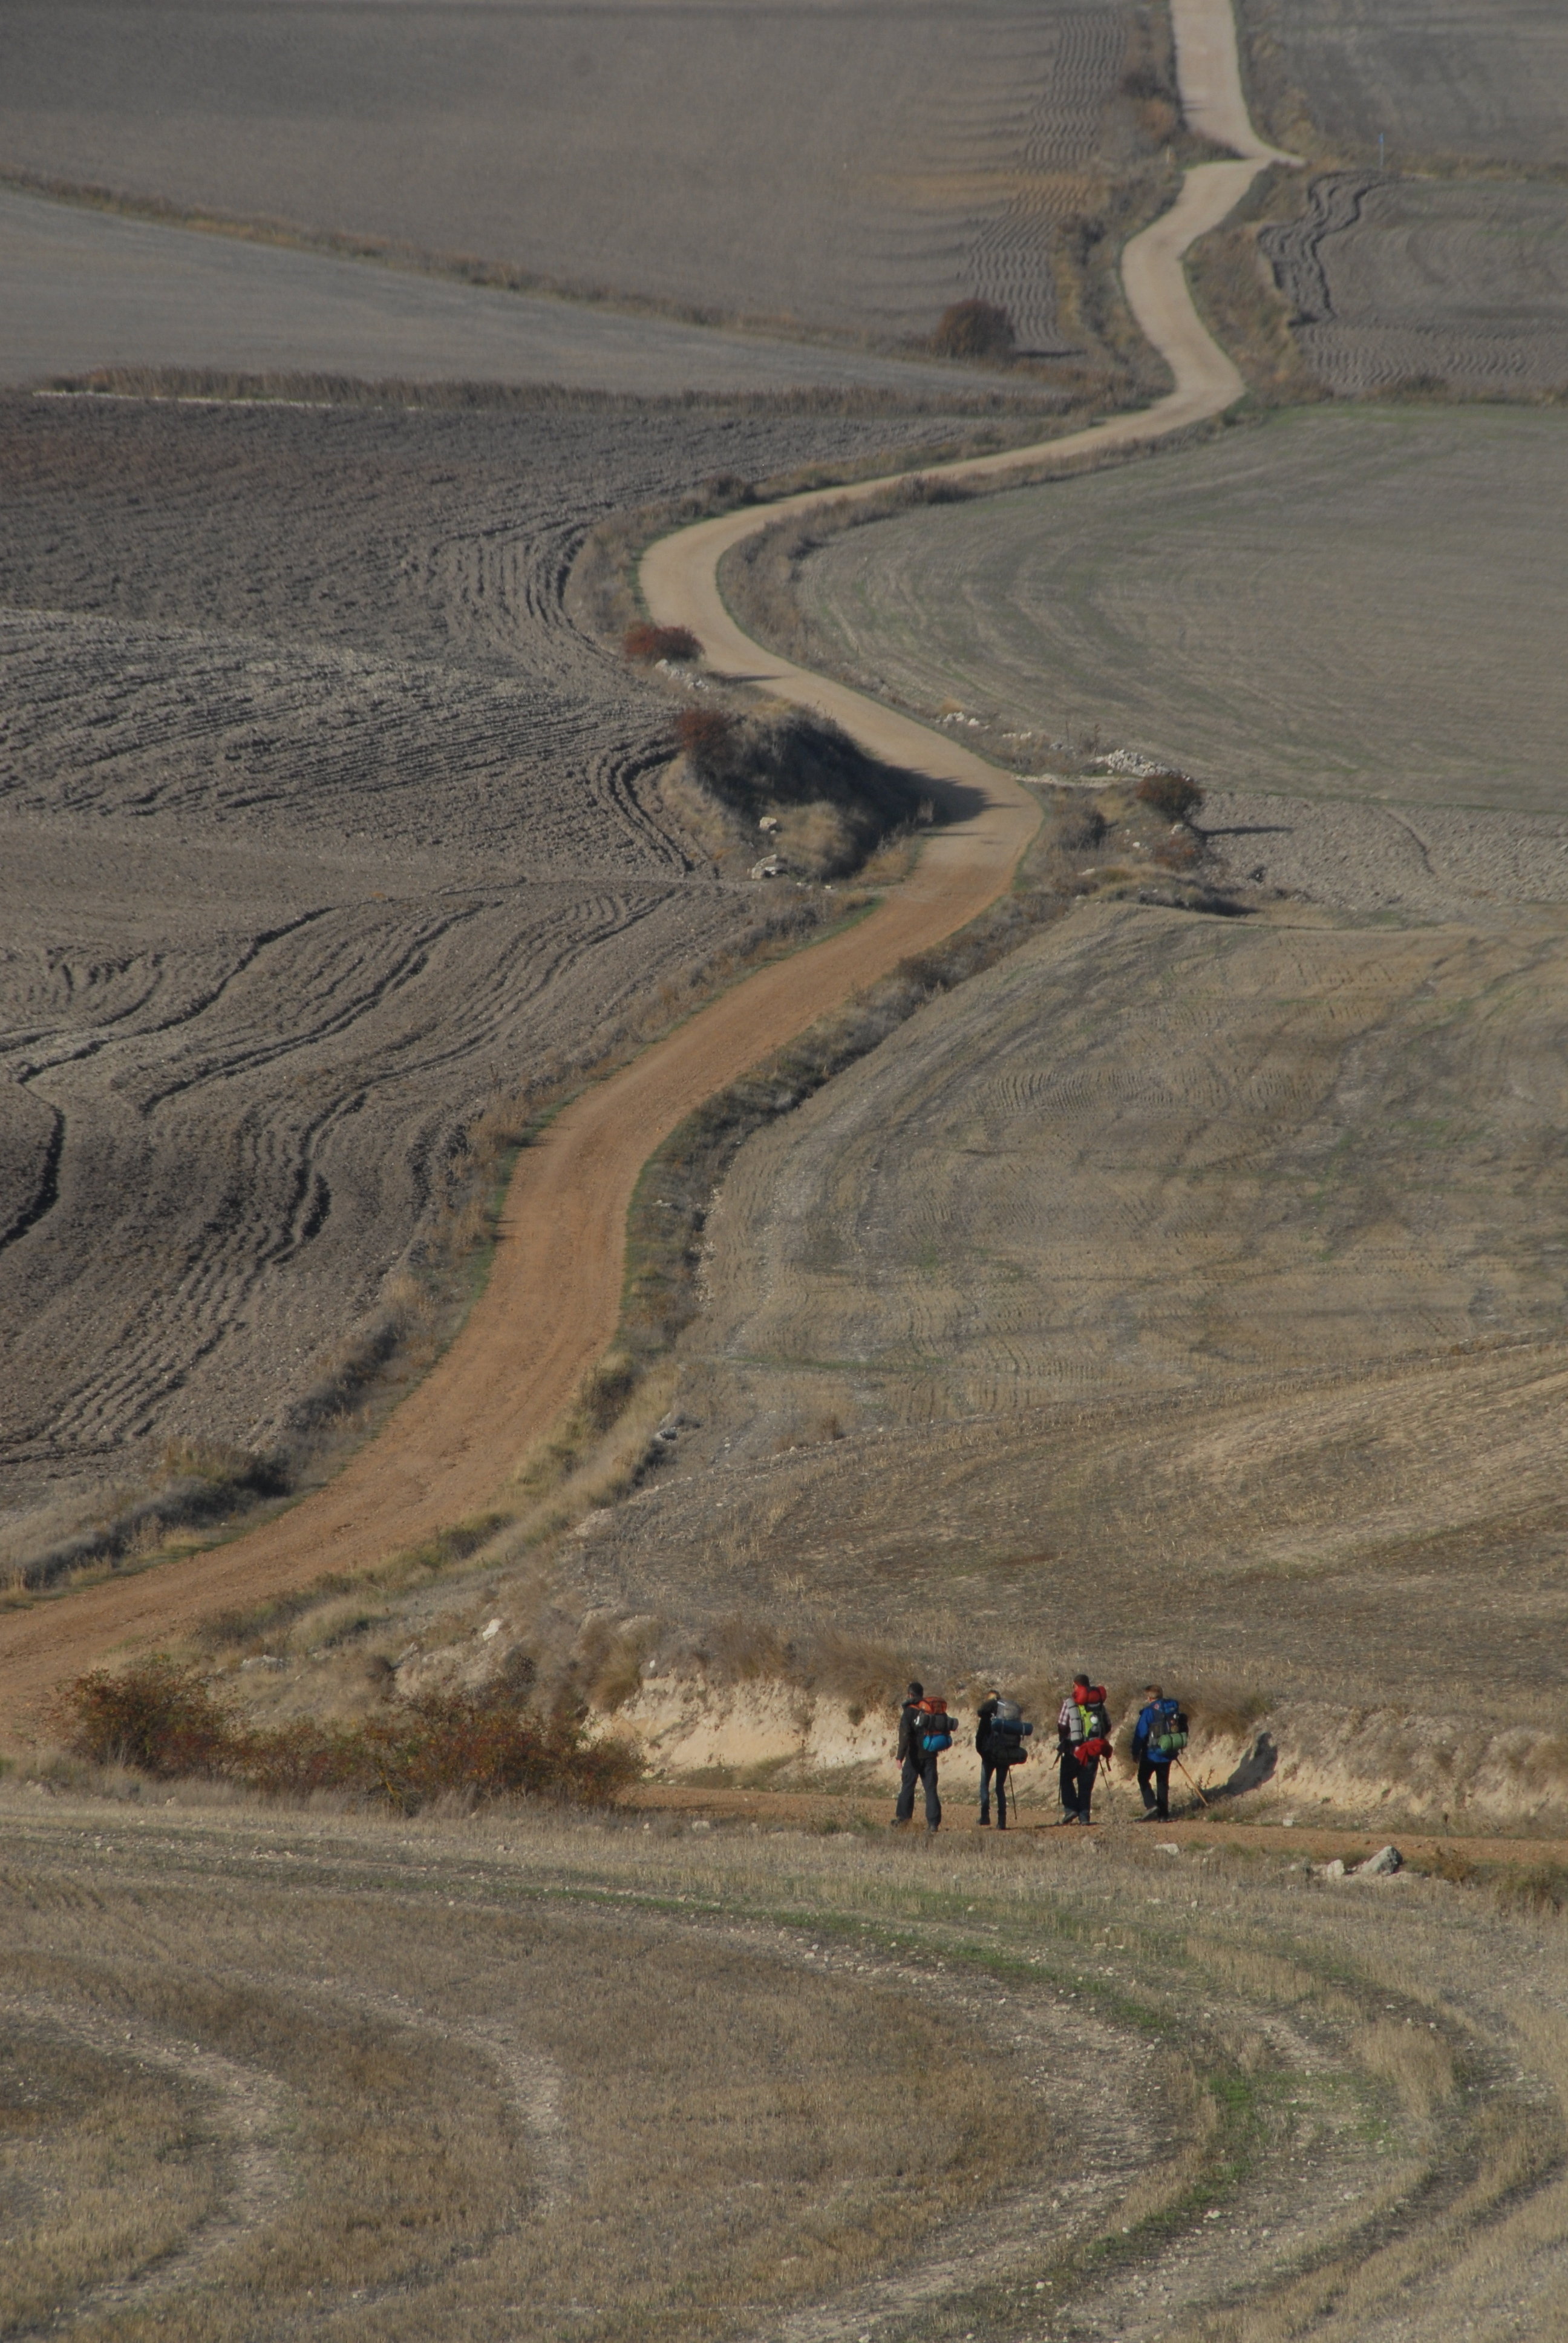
[892,1675,1190,1832]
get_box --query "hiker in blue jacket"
[1132,1683,1184,1820]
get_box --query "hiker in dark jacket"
[1057,1673,1112,1824]
[892,1680,942,1832]
[1132,1683,1183,1819]
[975,1692,1017,1829]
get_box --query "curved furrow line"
[0,0,1298,1712]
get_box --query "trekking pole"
[1174,1754,1211,1810]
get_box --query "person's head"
[907,1680,924,1702]
[1073,1673,1091,1697]
[1145,1683,1163,1703]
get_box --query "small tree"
[932,300,1016,362]
[1136,772,1204,824]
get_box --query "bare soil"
[0,389,973,1573]
[0,0,1146,355]
[1238,0,1568,171]
[1259,171,1568,397]
[0,185,1036,401]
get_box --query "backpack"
[1149,1699,1188,1758]
[984,1700,1033,1765]
[916,1697,954,1754]
[1076,1693,1111,1744]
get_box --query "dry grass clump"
[932,299,1017,361]
[57,1657,641,1810]
[622,620,701,664]
[1137,771,1205,823]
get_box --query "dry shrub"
[1137,772,1204,822]
[1494,1864,1568,1918]
[932,300,1016,362]
[674,705,739,772]
[1153,834,1200,871]
[58,1659,641,1809]
[622,620,702,664]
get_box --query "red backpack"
[916,1697,955,1754]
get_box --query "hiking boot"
[977,1815,991,1827]
[1136,1809,1162,1822]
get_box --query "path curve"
[0,0,1291,1740]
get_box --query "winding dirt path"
[0,0,1292,1740]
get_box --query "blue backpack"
[1149,1699,1187,1758]
[917,1699,955,1754]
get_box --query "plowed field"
[1237,0,1568,398]
[0,390,960,1573]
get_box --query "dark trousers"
[1138,1757,1171,1816]
[1059,1749,1098,1817]
[979,1757,1011,1825]
[897,1752,941,1827]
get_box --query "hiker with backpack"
[1057,1673,1114,1824]
[1132,1683,1187,1820]
[892,1679,952,1832]
[975,1691,1033,1828]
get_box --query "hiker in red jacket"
[1057,1673,1113,1824]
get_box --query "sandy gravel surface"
[0,391,969,1568]
[0,0,1134,352]
[0,185,1028,400]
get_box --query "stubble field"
[0,0,1152,359]
[784,406,1568,808]
[0,184,1035,401]
[0,387,969,1578]
[3,1786,1566,2343]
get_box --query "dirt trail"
[626,1783,1568,1872]
[0,0,1291,1738]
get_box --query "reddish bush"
[1136,772,1204,824]
[58,1659,642,1810]
[931,300,1016,361]
[65,1656,232,1777]
[622,622,701,664]
[673,706,737,773]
